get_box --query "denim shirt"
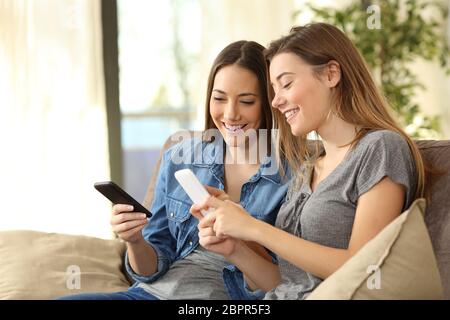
[125,136,289,299]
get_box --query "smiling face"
[269,52,335,137]
[210,64,262,147]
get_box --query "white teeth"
[284,108,299,119]
[224,123,246,132]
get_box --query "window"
[117,0,202,202]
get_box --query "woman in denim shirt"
[59,40,289,300]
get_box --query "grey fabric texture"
[416,140,450,299]
[265,130,417,300]
[137,246,229,300]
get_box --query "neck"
[316,114,357,158]
[225,142,261,166]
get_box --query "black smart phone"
[94,181,152,218]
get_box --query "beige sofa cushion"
[0,230,130,300]
[307,199,443,300]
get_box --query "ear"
[324,60,341,88]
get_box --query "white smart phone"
[174,169,214,216]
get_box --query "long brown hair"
[265,23,426,199]
[204,41,273,144]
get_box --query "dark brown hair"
[204,41,272,139]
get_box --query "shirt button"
[189,241,193,246]
[170,212,174,217]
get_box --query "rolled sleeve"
[243,281,265,300]
[222,265,265,300]
[124,149,176,284]
[124,243,171,284]
[222,250,278,300]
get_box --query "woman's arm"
[110,203,159,277]
[192,205,281,292]
[204,176,405,279]
[227,241,281,291]
[126,238,159,276]
[125,151,178,280]
[239,241,276,290]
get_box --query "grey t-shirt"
[138,246,229,300]
[265,130,417,300]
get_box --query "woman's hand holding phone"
[110,204,148,244]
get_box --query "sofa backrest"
[143,131,450,299]
[415,140,450,299]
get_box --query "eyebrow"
[212,89,258,97]
[275,72,294,82]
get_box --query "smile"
[222,122,248,133]
[283,107,300,122]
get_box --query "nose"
[271,91,285,109]
[223,100,239,120]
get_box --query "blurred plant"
[294,0,450,138]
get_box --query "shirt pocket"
[165,195,192,223]
[165,195,195,249]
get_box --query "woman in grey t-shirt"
[191,23,427,300]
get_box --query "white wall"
[193,0,295,129]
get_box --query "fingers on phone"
[204,185,223,196]
[112,204,134,215]
[111,212,147,226]
[113,218,147,233]
[204,186,230,201]
[198,226,215,237]
[120,223,146,240]
[189,204,203,220]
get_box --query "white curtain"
[194,0,295,129]
[0,0,112,238]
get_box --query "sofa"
[0,132,449,300]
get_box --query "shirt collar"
[194,138,284,185]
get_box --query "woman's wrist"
[247,218,266,244]
[126,234,145,246]
[226,239,251,263]
[126,237,158,276]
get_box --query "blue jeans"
[57,286,159,300]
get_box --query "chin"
[224,136,242,148]
[288,123,300,136]
[290,124,310,137]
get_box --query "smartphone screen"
[94,181,152,217]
